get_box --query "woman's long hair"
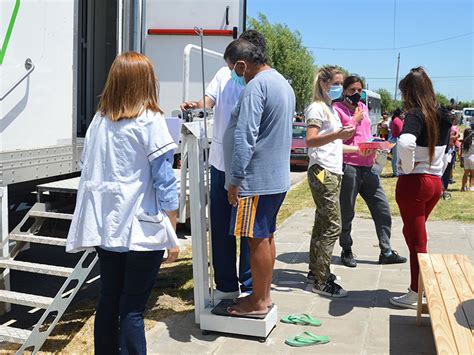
[399,67,439,163]
[98,52,163,121]
[463,128,473,155]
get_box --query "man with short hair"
[180,30,267,301]
[223,39,295,316]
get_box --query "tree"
[376,88,395,112]
[458,100,474,109]
[436,92,450,107]
[248,14,315,111]
[375,88,403,113]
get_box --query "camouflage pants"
[307,164,342,284]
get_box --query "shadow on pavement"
[389,315,435,353]
[275,251,380,266]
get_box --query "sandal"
[280,313,321,326]
[285,331,330,347]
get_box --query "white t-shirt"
[305,102,343,175]
[205,67,244,171]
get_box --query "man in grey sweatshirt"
[223,39,296,317]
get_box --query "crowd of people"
[63,29,470,352]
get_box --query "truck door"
[143,0,246,116]
[77,0,117,137]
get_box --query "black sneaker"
[327,272,337,283]
[307,271,339,283]
[379,250,407,264]
[341,249,357,268]
[312,279,348,298]
[306,270,316,283]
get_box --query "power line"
[366,75,474,80]
[306,32,474,51]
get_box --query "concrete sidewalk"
[147,209,473,354]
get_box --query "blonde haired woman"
[66,52,179,354]
[305,66,355,297]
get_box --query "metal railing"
[0,58,35,101]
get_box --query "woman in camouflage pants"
[304,66,355,297]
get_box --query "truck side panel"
[144,0,245,115]
[0,1,75,152]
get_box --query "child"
[461,128,474,191]
[377,113,390,140]
[66,52,180,354]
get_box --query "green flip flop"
[285,331,330,347]
[280,313,321,326]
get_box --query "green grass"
[354,161,474,223]
[277,179,314,225]
[279,162,474,225]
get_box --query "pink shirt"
[450,125,460,149]
[333,101,374,167]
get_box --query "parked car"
[290,122,309,168]
[463,108,474,129]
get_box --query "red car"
[290,122,309,168]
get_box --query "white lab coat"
[66,110,179,253]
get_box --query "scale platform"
[199,299,277,341]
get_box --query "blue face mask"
[328,85,343,100]
[231,63,246,86]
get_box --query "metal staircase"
[0,196,97,353]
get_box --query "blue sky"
[247,0,474,102]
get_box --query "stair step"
[0,290,53,309]
[0,260,73,277]
[0,325,31,344]
[10,233,66,246]
[28,210,73,220]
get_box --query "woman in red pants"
[390,67,451,309]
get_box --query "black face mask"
[345,92,361,106]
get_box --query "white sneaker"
[390,289,420,310]
[213,289,240,304]
[238,291,252,299]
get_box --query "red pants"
[395,174,442,292]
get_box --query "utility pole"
[394,52,400,101]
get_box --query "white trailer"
[1,0,245,185]
[0,1,246,351]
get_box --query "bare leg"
[234,235,275,307]
[268,235,275,303]
[461,170,468,191]
[228,237,274,314]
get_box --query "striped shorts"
[229,193,286,238]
